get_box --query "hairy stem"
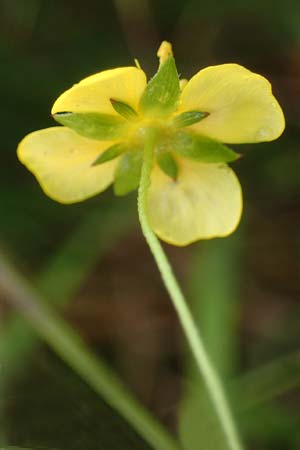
[137,128,244,450]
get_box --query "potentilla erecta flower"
[17,42,285,245]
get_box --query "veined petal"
[180,64,285,144]
[148,158,242,246]
[52,67,147,116]
[17,127,118,203]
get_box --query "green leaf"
[172,110,209,128]
[139,56,180,117]
[110,99,139,121]
[92,143,124,166]
[53,112,126,140]
[179,382,230,450]
[157,152,178,179]
[173,131,240,163]
[179,236,243,450]
[114,151,142,196]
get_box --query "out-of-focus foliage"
[0,1,299,449]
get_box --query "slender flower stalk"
[138,129,244,450]
[16,41,285,450]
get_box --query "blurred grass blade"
[179,382,236,450]
[0,253,180,450]
[179,349,300,450]
[0,200,135,445]
[180,225,300,449]
[239,403,300,445]
[232,349,300,411]
[179,234,243,450]
[0,200,135,377]
[187,235,243,377]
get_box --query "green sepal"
[92,143,124,166]
[157,152,178,180]
[53,112,126,140]
[139,56,180,117]
[110,99,138,121]
[172,111,209,128]
[114,151,142,196]
[173,131,240,163]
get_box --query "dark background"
[0,1,299,449]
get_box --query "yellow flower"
[17,42,285,246]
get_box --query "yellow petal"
[52,67,147,116]
[17,127,118,203]
[148,158,242,246]
[180,64,285,144]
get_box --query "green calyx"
[54,45,239,195]
[53,112,126,140]
[110,99,139,121]
[172,131,240,163]
[157,152,178,180]
[139,56,180,117]
[92,143,125,166]
[172,110,209,128]
[114,150,143,196]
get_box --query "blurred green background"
[0,1,299,449]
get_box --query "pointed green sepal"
[172,111,209,128]
[173,131,240,163]
[92,143,124,166]
[114,151,142,196]
[139,56,180,117]
[110,99,139,121]
[53,112,126,140]
[157,152,178,180]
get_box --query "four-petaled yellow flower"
[17,42,285,245]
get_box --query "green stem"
[138,129,243,450]
[0,254,180,450]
